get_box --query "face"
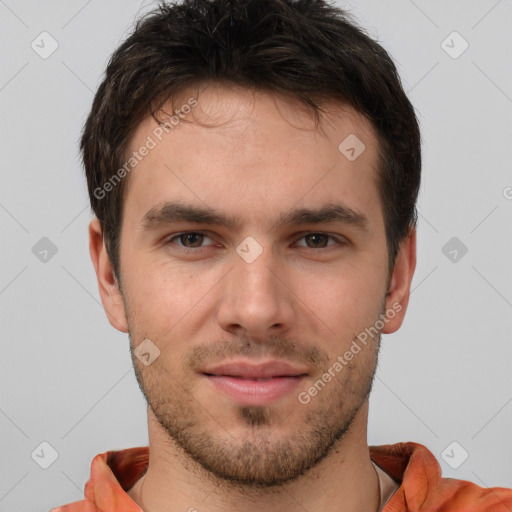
[90,84,415,487]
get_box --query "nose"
[216,242,295,341]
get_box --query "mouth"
[200,360,308,405]
[204,375,299,381]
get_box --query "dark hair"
[81,0,421,280]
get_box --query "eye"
[163,231,345,253]
[165,232,216,251]
[294,233,344,249]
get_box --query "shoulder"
[371,442,512,511]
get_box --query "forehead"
[122,85,383,233]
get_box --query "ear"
[382,227,417,334]
[89,218,129,333]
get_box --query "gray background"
[1,0,511,510]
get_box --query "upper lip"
[201,360,309,378]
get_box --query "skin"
[89,83,416,512]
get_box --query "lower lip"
[204,375,305,405]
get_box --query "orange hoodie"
[50,442,512,512]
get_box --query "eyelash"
[164,231,345,253]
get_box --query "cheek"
[125,257,219,333]
[294,264,385,323]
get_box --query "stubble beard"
[130,330,381,489]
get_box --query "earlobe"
[89,218,129,333]
[382,227,417,334]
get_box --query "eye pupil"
[181,233,203,247]
[306,234,328,248]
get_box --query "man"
[51,0,512,511]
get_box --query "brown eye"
[296,233,340,249]
[165,232,215,251]
[179,233,205,248]
[304,234,330,248]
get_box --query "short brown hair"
[81,0,421,280]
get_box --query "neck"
[128,401,379,512]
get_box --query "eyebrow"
[140,201,369,233]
